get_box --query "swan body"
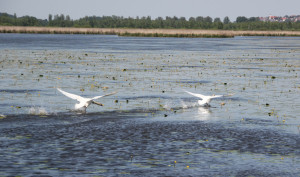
[57,88,117,113]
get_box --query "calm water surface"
[0,33,300,176]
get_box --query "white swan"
[57,88,117,113]
[184,90,232,107]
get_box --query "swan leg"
[92,101,104,106]
[203,103,211,107]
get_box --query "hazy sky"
[1,0,300,21]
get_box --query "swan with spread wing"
[184,90,233,107]
[57,88,117,113]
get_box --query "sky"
[1,0,300,21]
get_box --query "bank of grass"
[1,26,300,38]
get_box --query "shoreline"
[1,26,300,38]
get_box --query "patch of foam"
[162,104,172,110]
[0,114,6,119]
[28,107,48,115]
[180,100,189,109]
[180,100,198,109]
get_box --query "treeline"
[0,13,48,26]
[1,12,300,31]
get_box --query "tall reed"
[1,26,300,37]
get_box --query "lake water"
[0,33,300,176]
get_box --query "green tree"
[18,16,39,26]
[223,16,230,24]
[153,17,164,28]
[48,14,52,22]
[203,16,213,29]
[213,18,223,29]
[188,17,196,28]
[236,16,248,23]
[249,17,259,22]
[179,17,187,28]
[214,18,221,23]
[204,16,212,23]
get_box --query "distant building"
[259,17,268,22]
[259,15,300,22]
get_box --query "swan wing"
[184,90,207,99]
[211,95,224,99]
[210,93,235,100]
[92,91,118,100]
[57,88,85,102]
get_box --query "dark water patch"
[243,118,274,124]
[0,108,158,124]
[163,65,205,68]
[241,118,280,127]
[141,121,300,156]
[125,68,154,71]
[0,89,42,93]
[85,108,161,118]
[0,116,299,176]
[176,80,210,84]
[61,72,100,76]
[122,95,172,100]
[218,96,243,102]
[33,61,70,67]
[256,73,282,79]
[228,67,261,70]
[158,80,211,84]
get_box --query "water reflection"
[195,107,211,120]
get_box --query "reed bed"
[1,26,300,38]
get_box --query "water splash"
[181,100,198,109]
[0,114,6,119]
[28,107,48,115]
